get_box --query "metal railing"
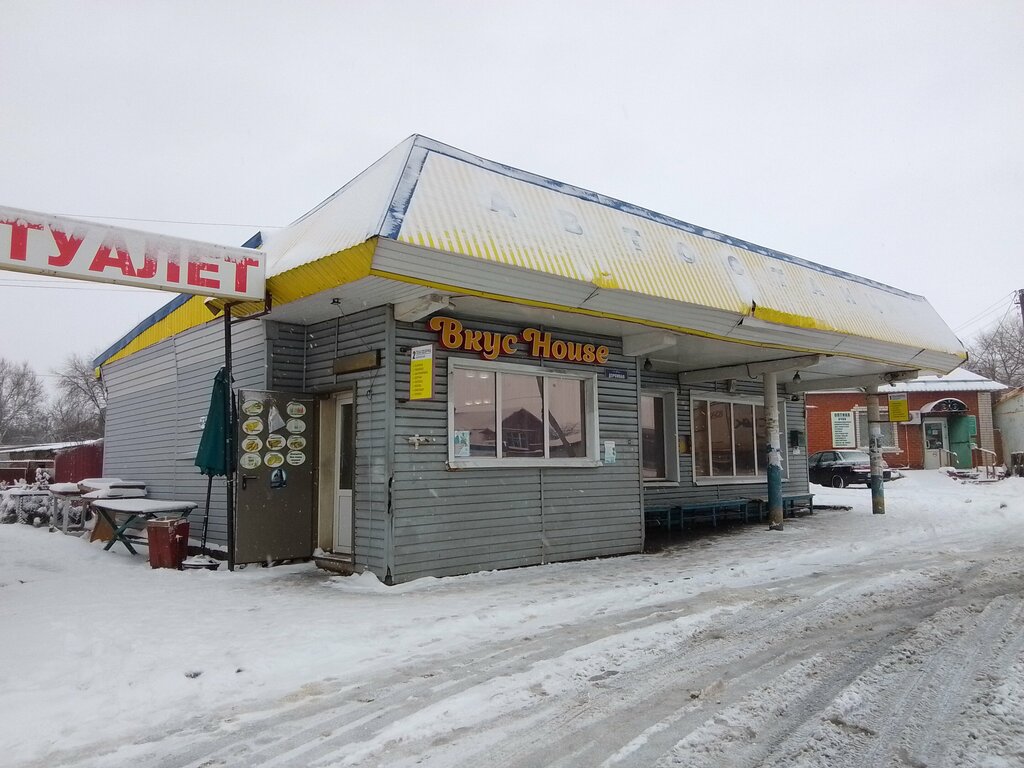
[971,444,999,479]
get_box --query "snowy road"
[4,471,1023,767]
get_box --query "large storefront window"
[641,391,679,483]
[690,394,782,482]
[449,360,598,467]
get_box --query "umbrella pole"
[200,474,213,554]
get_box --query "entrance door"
[234,390,317,565]
[333,392,355,554]
[947,415,976,470]
[922,418,949,469]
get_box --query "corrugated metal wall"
[102,320,267,545]
[268,308,392,578]
[391,317,643,583]
[53,442,104,483]
[642,372,809,510]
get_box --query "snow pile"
[1,470,1023,767]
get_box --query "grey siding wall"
[102,320,267,545]
[642,373,809,510]
[268,308,391,578]
[390,316,642,583]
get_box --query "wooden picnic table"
[90,499,197,555]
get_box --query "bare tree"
[0,359,46,444]
[965,317,1024,387]
[48,353,107,441]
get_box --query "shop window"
[690,394,783,483]
[641,391,679,483]
[853,407,899,451]
[448,359,598,467]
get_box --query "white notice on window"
[604,440,616,464]
[831,411,855,448]
[453,430,470,458]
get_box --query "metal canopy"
[96,136,967,380]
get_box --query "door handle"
[241,474,258,490]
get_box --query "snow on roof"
[261,137,415,277]
[0,440,101,455]
[877,368,1007,393]
[810,368,1007,394]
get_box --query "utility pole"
[1018,289,1024,331]
[866,385,885,515]
[764,371,784,530]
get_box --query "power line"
[0,281,160,294]
[962,300,1016,342]
[953,291,1017,333]
[54,213,284,229]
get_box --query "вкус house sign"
[428,316,609,364]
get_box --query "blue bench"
[783,493,814,517]
[646,499,753,532]
[750,493,815,520]
[647,494,814,533]
[679,499,751,529]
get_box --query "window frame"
[852,406,900,452]
[641,389,680,485]
[689,391,788,485]
[446,357,600,469]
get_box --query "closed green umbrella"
[195,366,232,477]
[187,367,233,567]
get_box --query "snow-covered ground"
[3,471,1023,768]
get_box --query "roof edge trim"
[366,266,963,373]
[93,292,192,368]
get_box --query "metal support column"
[224,304,236,569]
[764,371,784,530]
[866,385,886,515]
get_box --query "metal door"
[334,392,355,553]
[922,418,948,470]
[234,390,317,564]
[947,415,975,470]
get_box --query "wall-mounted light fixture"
[643,358,653,372]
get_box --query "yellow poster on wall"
[409,344,433,400]
[888,392,910,422]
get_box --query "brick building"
[805,369,1005,470]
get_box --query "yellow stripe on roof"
[102,295,217,367]
[101,239,377,367]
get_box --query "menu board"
[409,345,434,400]
[831,411,856,448]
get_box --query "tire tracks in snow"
[656,560,1024,768]
[31,551,1024,768]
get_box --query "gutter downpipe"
[764,371,784,530]
[866,385,886,515]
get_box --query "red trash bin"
[146,518,190,569]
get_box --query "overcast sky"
[2,1,1022,386]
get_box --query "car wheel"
[830,474,846,488]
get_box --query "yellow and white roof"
[97,135,965,378]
